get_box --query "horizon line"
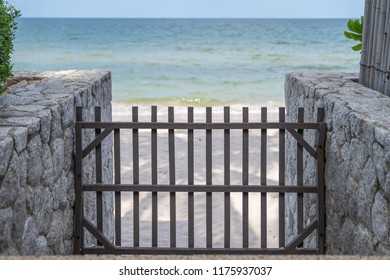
[18,16,354,20]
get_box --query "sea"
[12,18,361,106]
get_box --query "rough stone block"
[41,144,54,187]
[18,151,28,188]
[346,176,359,221]
[64,208,74,239]
[352,223,375,255]
[357,186,373,231]
[349,138,369,180]
[372,192,390,242]
[12,188,27,241]
[27,135,42,187]
[35,109,52,143]
[52,173,68,211]
[50,105,63,140]
[10,127,28,153]
[61,97,75,128]
[35,236,53,255]
[338,218,354,254]
[384,173,390,198]
[63,128,74,172]
[63,239,73,255]
[0,117,40,136]
[378,244,390,255]
[375,127,388,147]
[363,158,379,203]
[0,208,13,253]
[66,171,75,204]
[20,217,39,255]
[0,126,28,154]
[0,151,20,209]
[25,185,34,215]
[0,136,13,179]
[373,142,387,188]
[46,211,66,255]
[50,138,65,180]
[0,92,37,106]
[349,112,363,137]
[33,185,53,235]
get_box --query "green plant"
[344,16,364,52]
[0,0,21,92]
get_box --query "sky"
[8,0,364,19]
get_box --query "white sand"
[112,105,281,249]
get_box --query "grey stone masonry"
[285,72,390,255]
[0,70,113,255]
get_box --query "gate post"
[316,108,326,254]
[74,107,83,254]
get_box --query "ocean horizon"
[12,18,361,106]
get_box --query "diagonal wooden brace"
[286,220,318,252]
[82,128,113,158]
[82,218,114,249]
[287,128,317,159]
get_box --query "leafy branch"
[0,0,21,92]
[344,16,364,51]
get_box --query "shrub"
[0,1,21,92]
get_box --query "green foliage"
[344,16,364,52]
[0,1,21,92]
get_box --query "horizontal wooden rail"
[82,247,319,255]
[80,121,321,130]
[82,184,319,193]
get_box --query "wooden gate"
[74,106,326,255]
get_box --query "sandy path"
[112,105,281,249]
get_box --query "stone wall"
[0,70,113,255]
[285,72,390,255]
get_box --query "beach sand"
[112,105,281,249]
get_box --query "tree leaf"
[347,19,355,31]
[344,31,362,41]
[352,43,362,51]
[345,17,364,52]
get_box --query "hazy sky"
[8,0,365,18]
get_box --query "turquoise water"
[12,18,360,105]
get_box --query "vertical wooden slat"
[151,106,158,247]
[386,2,390,96]
[365,0,375,87]
[168,107,176,248]
[95,106,103,246]
[317,133,326,254]
[367,0,374,85]
[206,107,213,248]
[187,107,194,248]
[384,1,390,96]
[297,108,304,248]
[378,0,388,93]
[261,107,267,248]
[316,108,326,254]
[360,0,372,84]
[114,128,121,246]
[74,107,83,254]
[132,106,140,247]
[242,107,249,248]
[224,106,230,248]
[374,0,385,91]
[279,107,286,248]
[370,0,378,89]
